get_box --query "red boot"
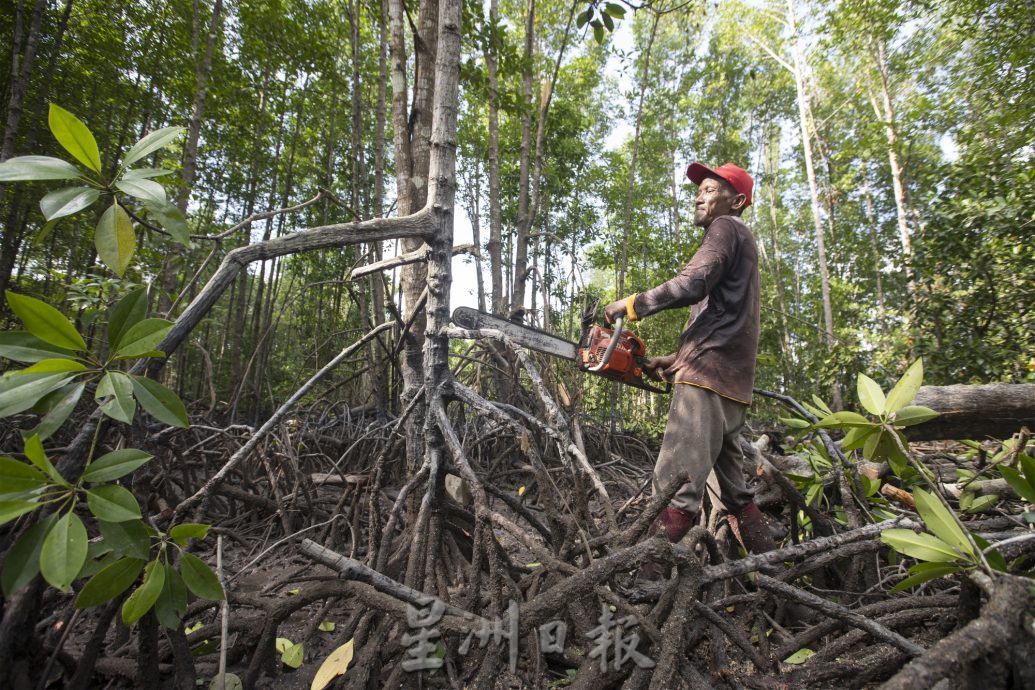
[637,508,693,582]
[728,502,778,554]
[654,507,693,543]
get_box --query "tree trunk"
[511,0,535,317]
[904,384,1035,442]
[160,0,224,313]
[787,0,840,409]
[389,0,438,466]
[1,0,46,162]
[485,0,503,314]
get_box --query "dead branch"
[171,321,397,520]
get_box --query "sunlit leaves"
[49,104,102,173]
[123,127,184,167]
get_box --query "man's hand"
[603,299,628,325]
[642,353,677,382]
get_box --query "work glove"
[603,299,628,325]
[642,354,677,382]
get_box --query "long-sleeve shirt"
[630,215,760,404]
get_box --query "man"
[604,162,776,565]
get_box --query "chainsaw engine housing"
[578,325,646,385]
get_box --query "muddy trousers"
[653,383,754,515]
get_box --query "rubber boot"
[636,508,693,582]
[653,507,693,543]
[727,502,778,554]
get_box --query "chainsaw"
[451,305,670,394]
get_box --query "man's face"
[693,176,739,228]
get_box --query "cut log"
[903,384,1034,441]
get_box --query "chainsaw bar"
[451,306,578,361]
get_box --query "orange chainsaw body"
[578,325,647,386]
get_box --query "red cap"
[685,162,753,207]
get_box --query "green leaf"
[276,638,304,669]
[972,535,1008,572]
[209,673,243,690]
[169,523,210,546]
[0,456,48,494]
[782,648,815,664]
[113,318,172,358]
[121,167,175,180]
[131,375,188,428]
[885,359,924,413]
[604,2,626,17]
[6,291,87,351]
[115,178,166,205]
[0,513,57,595]
[880,529,965,563]
[20,358,87,374]
[95,202,136,277]
[122,560,166,625]
[75,557,145,608]
[0,155,82,181]
[154,566,188,629]
[108,287,148,351]
[842,424,878,451]
[23,381,79,442]
[810,395,833,416]
[0,372,74,417]
[576,9,591,27]
[143,200,190,246]
[890,562,962,592]
[83,448,152,483]
[179,552,224,601]
[0,332,78,363]
[96,371,136,423]
[780,416,810,429]
[40,511,88,591]
[0,500,40,525]
[49,104,102,173]
[1020,454,1035,486]
[593,24,605,43]
[77,541,117,579]
[23,434,64,484]
[913,488,974,559]
[40,186,101,221]
[891,405,940,427]
[815,410,875,428]
[963,494,998,513]
[1000,466,1035,503]
[318,621,336,632]
[86,484,142,522]
[34,219,59,244]
[98,519,152,560]
[856,373,886,416]
[601,11,614,31]
[123,126,184,167]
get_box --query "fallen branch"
[879,576,1034,689]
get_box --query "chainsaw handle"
[587,316,624,372]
